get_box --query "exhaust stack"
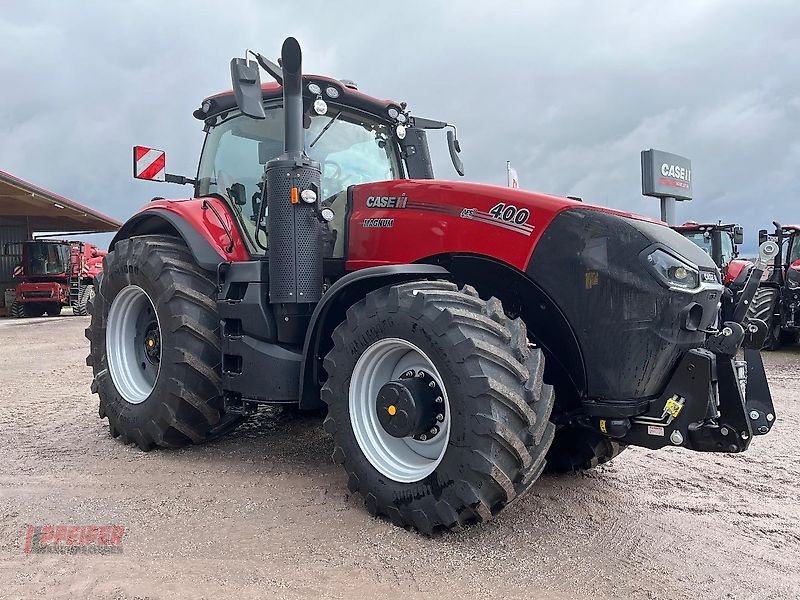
[265,37,323,344]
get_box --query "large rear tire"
[545,425,626,473]
[73,284,94,316]
[321,281,555,533]
[747,287,780,350]
[86,235,242,450]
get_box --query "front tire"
[747,287,781,350]
[86,235,242,450]
[321,281,555,533]
[10,302,24,318]
[46,303,63,316]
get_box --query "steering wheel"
[322,160,346,201]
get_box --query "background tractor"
[10,239,103,317]
[671,221,751,321]
[87,37,777,533]
[747,222,800,349]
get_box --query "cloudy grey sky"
[1,0,798,252]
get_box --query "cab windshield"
[24,242,68,275]
[681,230,734,267]
[197,106,401,255]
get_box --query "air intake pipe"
[266,37,323,345]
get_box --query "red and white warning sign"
[133,146,166,181]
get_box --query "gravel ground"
[0,314,798,600]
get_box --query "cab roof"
[673,222,739,231]
[193,75,402,123]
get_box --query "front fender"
[111,198,249,271]
[298,264,451,408]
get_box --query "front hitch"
[611,241,780,454]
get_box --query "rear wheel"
[321,281,555,533]
[546,425,626,473]
[86,235,242,450]
[73,284,94,316]
[746,287,780,350]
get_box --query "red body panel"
[140,198,250,262]
[724,259,751,285]
[15,281,68,304]
[345,180,654,271]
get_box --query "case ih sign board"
[641,149,692,201]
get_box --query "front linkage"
[608,241,780,453]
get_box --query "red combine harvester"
[87,38,779,533]
[748,223,800,348]
[10,239,104,317]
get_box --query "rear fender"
[298,264,451,409]
[110,198,249,271]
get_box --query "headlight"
[646,249,701,290]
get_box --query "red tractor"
[10,239,104,318]
[87,38,778,533]
[671,222,751,321]
[747,223,800,349]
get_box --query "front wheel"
[86,235,242,450]
[747,287,780,350]
[321,281,555,533]
[45,303,63,316]
[10,302,24,318]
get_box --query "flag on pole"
[507,161,519,189]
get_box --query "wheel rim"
[106,285,161,404]
[349,338,451,483]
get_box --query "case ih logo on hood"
[366,194,408,209]
[659,163,691,189]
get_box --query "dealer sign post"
[641,149,692,225]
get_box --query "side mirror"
[759,229,768,245]
[230,58,266,120]
[228,182,247,206]
[733,226,744,246]
[447,129,464,177]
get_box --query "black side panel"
[111,209,224,271]
[528,209,713,407]
[217,260,302,403]
[298,264,451,408]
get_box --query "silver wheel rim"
[349,338,451,483]
[106,285,161,405]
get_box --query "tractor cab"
[191,74,462,258]
[672,222,743,271]
[18,240,70,278]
